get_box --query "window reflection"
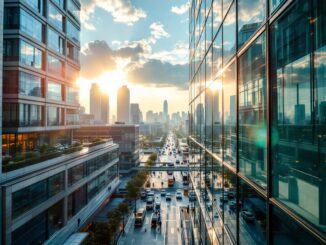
[48,3,63,31]
[239,180,267,244]
[239,33,267,189]
[238,0,265,48]
[222,2,236,65]
[271,0,326,235]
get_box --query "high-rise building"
[188,0,326,244]
[90,83,101,121]
[130,103,140,124]
[0,2,120,244]
[163,100,168,121]
[117,85,130,123]
[90,83,109,124]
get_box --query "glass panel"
[48,3,63,31]
[222,62,236,167]
[18,104,42,127]
[48,172,64,197]
[239,180,267,244]
[67,20,80,43]
[47,106,62,126]
[238,0,265,48]
[66,109,79,125]
[20,40,42,69]
[3,39,19,61]
[212,0,222,38]
[213,29,222,79]
[271,0,326,235]
[223,167,237,243]
[48,54,64,76]
[47,200,64,237]
[12,179,47,218]
[4,8,19,29]
[66,86,79,103]
[272,206,324,245]
[20,9,43,42]
[223,0,232,18]
[19,71,43,97]
[47,81,62,101]
[212,76,222,157]
[239,33,267,189]
[68,163,85,186]
[270,0,285,13]
[23,0,43,14]
[67,0,80,21]
[222,2,236,66]
[48,28,64,54]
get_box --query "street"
[119,133,189,245]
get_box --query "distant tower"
[163,100,168,121]
[130,103,140,124]
[101,93,109,124]
[90,83,101,121]
[117,85,130,123]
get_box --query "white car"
[176,190,183,200]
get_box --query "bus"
[168,175,174,187]
[182,172,189,185]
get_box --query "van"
[134,208,146,227]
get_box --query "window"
[48,28,64,54]
[68,163,85,186]
[12,179,47,219]
[47,81,62,101]
[3,103,19,127]
[239,33,267,189]
[66,86,79,103]
[3,39,19,61]
[67,42,79,62]
[4,8,19,29]
[212,29,222,79]
[23,0,43,14]
[66,109,79,125]
[47,106,62,126]
[47,201,64,237]
[238,0,265,48]
[270,0,285,13]
[222,2,236,65]
[18,104,43,127]
[222,62,236,167]
[67,0,80,21]
[68,185,87,219]
[21,9,43,42]
[53,0,64,9]
[212,0,222,37]
[48,172,64,197]
[67,20,80,43]
[271,0,326,234]
[19,71,43,97]
[20,40,43,69]
[48,54,64,76]
[66,64,79,82]
[48,3,63,31]
[239,180,267,244]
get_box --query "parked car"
[166,193,172,201]
[241,209,255,223]
[147,191,155,198]
[160,190,166,196]
[176,190,183,200]
[146,198,154,210]
[168,162,174,167]
[134,208,146,227]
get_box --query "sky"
[78,0,190,117]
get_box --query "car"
[148,191,155,198]
[168,162,174,167]
[189,191,196,201]
[229,201,236,211]
[155,201,161,210]
[176,160,180,164]
[160,190,166,196]
[146,198,154,210]
[241,209,255,223]
[166,193,172,201]
[167,170,173,175]
[151,213,159,228]
[140,191,147,199]
[134,208,146,227]
[176,190,183,199]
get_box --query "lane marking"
[171,228,174,234]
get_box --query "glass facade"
[189,0,326,244]
[48,3,63,32]
[47,81,62,101]
[20,40,43,69]
[48,28,64,54]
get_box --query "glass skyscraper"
[188,0,326,244]
[0,0,121,244]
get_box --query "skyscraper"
[0,2,120,244]
[188,0,326,244]
[117,85,130,123]
[163,100,168,121]
[130,103,140,124]
[90,83,101,121]
[90,83,109,124]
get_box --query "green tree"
[117,202,129,233]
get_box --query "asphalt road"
[119,133,189,245]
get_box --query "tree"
[117,202,129,233]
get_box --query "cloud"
[81,0,146,30]
[149,42,188,65]
[171,2,190,15]
[128,59,188,89]
[150,22,170,39]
